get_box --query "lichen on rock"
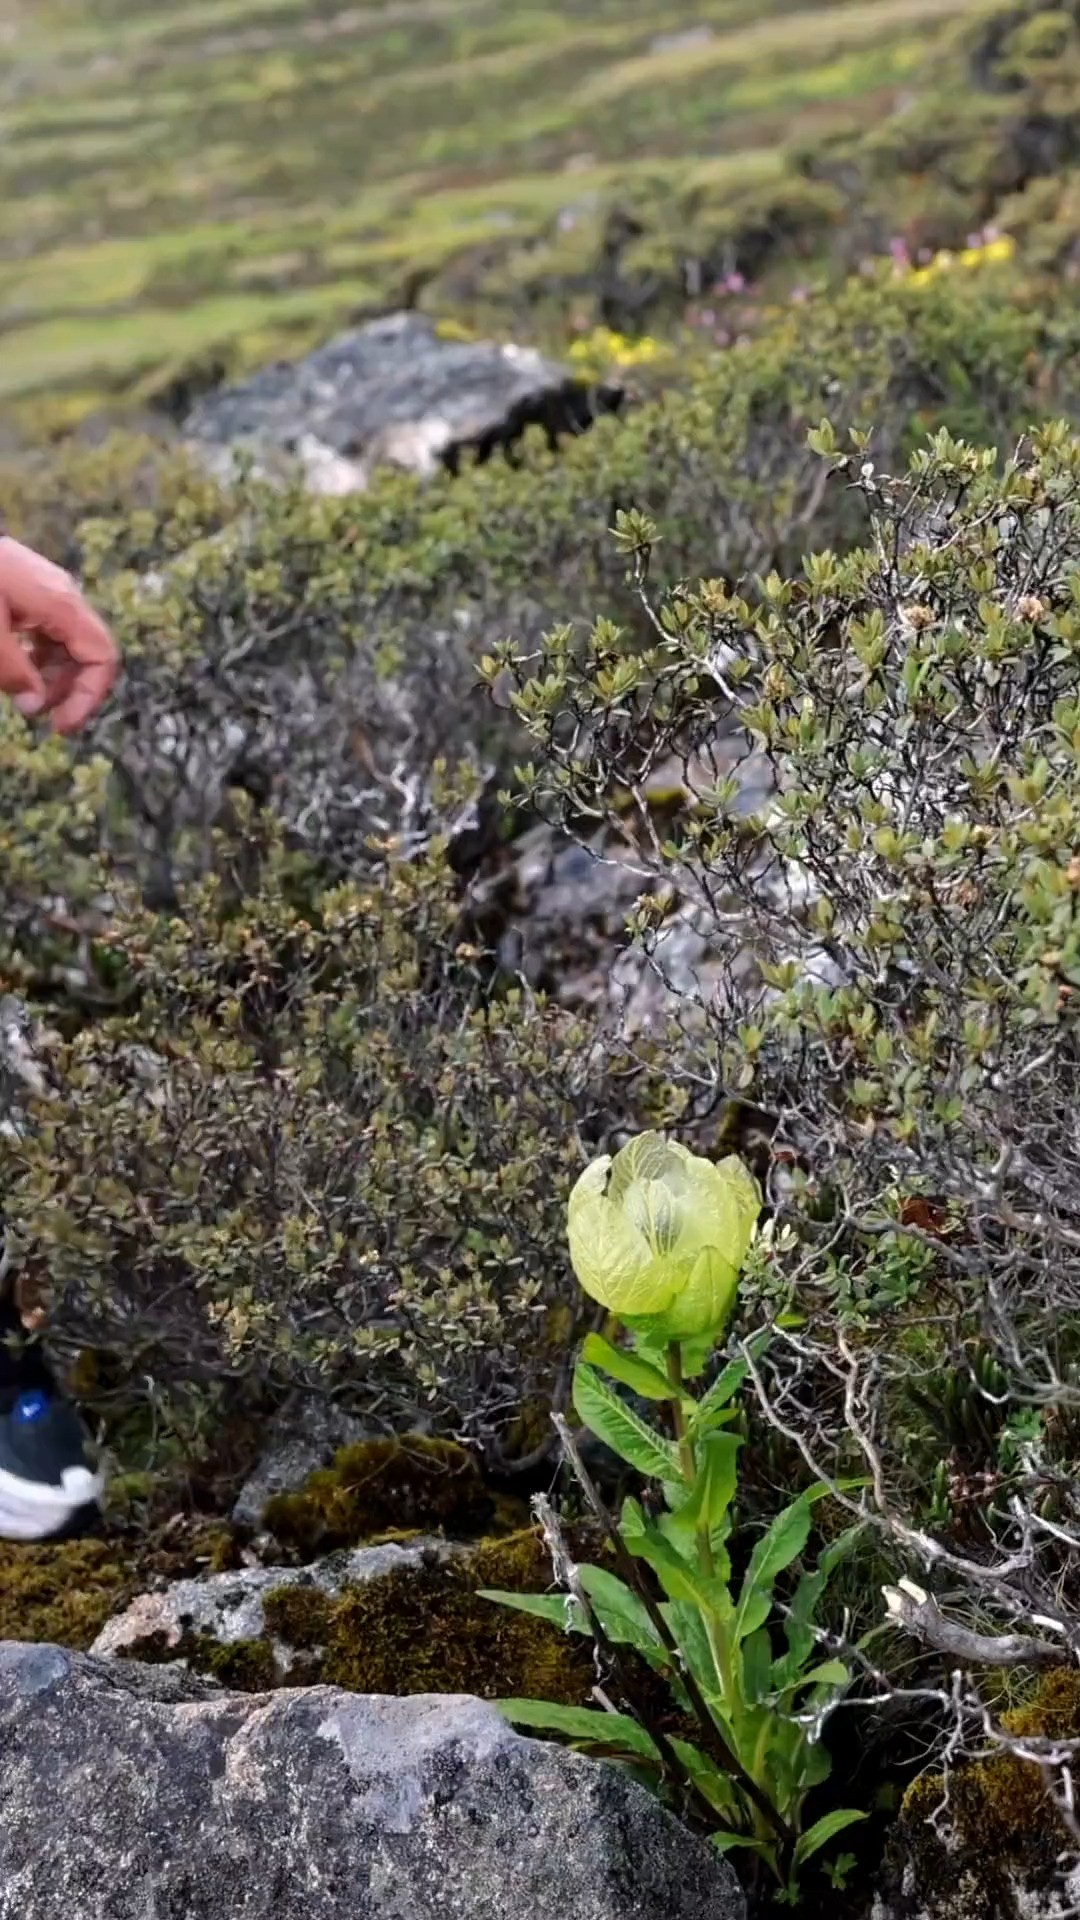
[0,1645,748,1920]
[883,1669,1080,1919]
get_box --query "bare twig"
[884,1578,1066,1669]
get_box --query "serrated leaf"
[573,1362,679,1480]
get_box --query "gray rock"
[0,1641,746,1920]
[184,312,622,494]
[230,1394,375,1529]
[649,25,715,55]
[0,993,51,1142]
[91,1537,462,1677]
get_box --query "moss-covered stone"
[165,1529,598,1707]
[0,1539,127,1650]
[0,1524,241,1651]
[191,1634,282,1692]
[261,1436,500,1555]
[895,1668,1080,1918]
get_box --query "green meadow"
[0,0,972,406]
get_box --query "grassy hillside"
[0,0,974,409]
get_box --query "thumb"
[0,602,46,716]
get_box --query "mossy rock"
[261,1436,502,1556]
[894,1669,1080,1918]
[166,1529,598,1707]
[0,1524,239,1651]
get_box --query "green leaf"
[582,1333,678,1402]
[497,1698,661,1762]
[740,1626,773,1704]
[773,1527,863,1688]
[662,1599,722,1707]
[793,1809,868,1868]
[712,1832,777,1862]
[688,1329,771,1439]
[669,1737,741,1820]
[734,1496,813,1641]
[578,1565,665,1658]
[478,1590,585,1632]
[687,1359,750,1437]
[622,1497,733,1617]
[484,1570,665,1668]
[797,1658,850,1695]
[673,1331,721,1379]
[663,1430,742,1554]
[808,417,837,457]
[573,1362,680,1480]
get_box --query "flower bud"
[567,1132,759,1342]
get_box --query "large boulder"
[0,1641,745,1920]
[183,312,623,494]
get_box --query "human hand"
[0,535,119,734]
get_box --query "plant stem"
[666,1342,697,1486]
[532,1493,720,1833]
[553,1411,796,1857]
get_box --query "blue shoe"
[0,1217,103,1541]
[0,1384,103,1542]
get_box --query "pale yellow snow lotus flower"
[567,1132,760,1342]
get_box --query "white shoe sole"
[0,1462,103,1542]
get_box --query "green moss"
[192,1633,281,1691]
[0,1539,128,1650]
[1002,1666,1080,1744]
[262,1436,496,1555]
[0,1522,242,1651]
[317,1531,593,1701]
[899,1668,1080,1915]
[164,1529,596,1705]
[261,1584,333,1650]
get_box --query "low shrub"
[495,416,1080,1673]
[2,269,1074,968]
[0,820,669,1452]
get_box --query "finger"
[24,638,80,722]
[0,539,118,723]
[48,650,118,735]
[22,595,119,734]
[0,603,47,717]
